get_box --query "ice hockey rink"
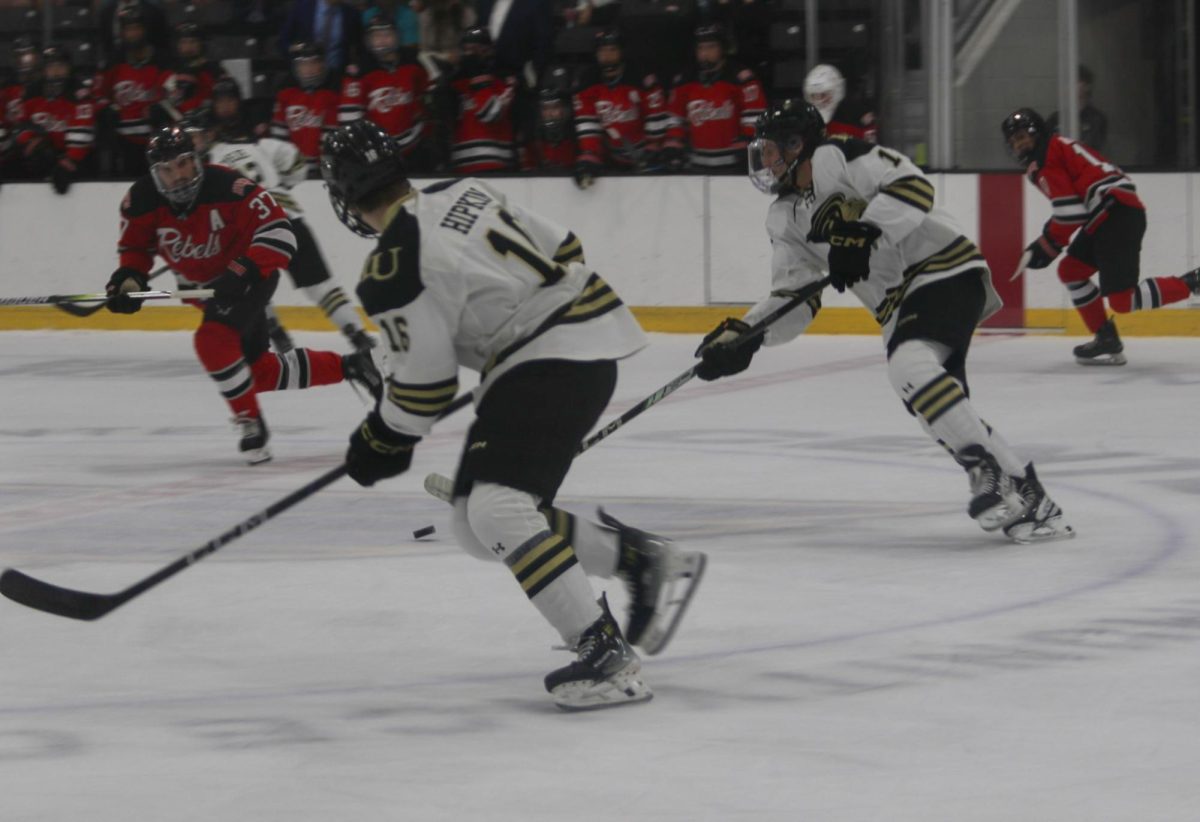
[1,328,1198,821]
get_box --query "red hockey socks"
[194,320,261,418]
[250,348,344,393]
[1107,277,1191,313]
[1057,256,1107,333]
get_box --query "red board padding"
[977,173,1026,327]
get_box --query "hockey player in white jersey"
[697,99,1072,543]
[319,120,706,710]
[186,79,374,355]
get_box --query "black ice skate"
[342,349,383,402]
[265,309,295,354]
[599,507,706,655]
[957,445,1022,532]
[343,325,378,356]
[1073,318,1125,366]
[544,594,653,711]
[234,412,271,465]
[1003,463,1075,544]
[1180,267,1200,295]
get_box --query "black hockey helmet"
[179,105,215,153]
[289,41,327,89]
[748,99,826,194]
[174,20,204,42]
[320,120,409,238]
[460,27,493,49]
[117,2,148,28]
[1001,107,1049,166]
[212,75,241,99]
[41,45,70,67]
[537,82,571,144]
[147,125,205,209]
[694,23,727,47]
[364,16,399,60]
[595,28,623,82]
[595,28,621,50]
[41,46,71,98]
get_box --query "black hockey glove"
[210,256,261,306]
[573,162,600,190]
[105,266,151,314]
[826,221,882,293]
[51,158,75,195]
[345,326,378,355]
[660,145,685,172]
[694,317,763,381]
[1024,234,1062,270]
[345,412,421,487]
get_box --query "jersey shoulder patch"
[356,206,423,315]
[122,176,162,217]
[823,134,875,162]
[197,165,257,203]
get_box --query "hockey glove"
[345,411,421,487]
[660,145,685,172]
[826,221,882,293]
[105,267,151,314]
[1024,234,1062,270]
[573,162,599,190]
[694,317,763,381]
[210,256,261,306]
[51,158,75,195]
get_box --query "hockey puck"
[412,525,436,540]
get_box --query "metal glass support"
[1057,0,1079,140]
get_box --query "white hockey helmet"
[803,64,845,123]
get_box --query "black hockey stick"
[0,394,475,621]
[577,276,830,455]
[52,265,170,318]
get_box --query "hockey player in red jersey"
[572,29,669,186]
[439,27,517,173]
[271,42,341,173]
[105,126,382,464]
[10,47,95,192]
[803,63,877,143]
[338,18,430,167]
[149,22,225,129]
[522,85,577,173]
[1003,108,1200,365]
[662,24,765,172]
[95,2,167,175]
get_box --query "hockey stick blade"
[0,464,348,620]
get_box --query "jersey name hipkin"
[438,186,494,235]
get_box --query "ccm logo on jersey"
[156,227,222,260]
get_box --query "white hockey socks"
[303,282,364,335]
[541,506,620,579]
[456,483,601,642]
[888,339,1025,475]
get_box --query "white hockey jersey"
[207,137,308,218]
[745,136,1001,346]
[357,178,647,438]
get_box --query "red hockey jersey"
[664,62,765,170]
[339,61,428,154]
[97,57,167,143]
[271,84,340,162]
[826,100,877,144]
[117,165,296,287]
[521,137,575,171]
[449,73,516,173]
[573,70,668,168]
[1028,134,1142,248]
[13,85,96,163]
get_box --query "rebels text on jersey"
[355,179,645,437]
[664,62,765,169]
[12,84,96,162]
[271,83,340,161]
[573,68,669,168]
[117,165,296,286]
[339,61,429,154]
[1026,134,1142,249]
[96,57,166,143]
[744,136,1000,346]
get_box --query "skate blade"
[635,551,708,656]
[243,447,273,466]
[551,667,653,712]
[1006,520,1076,544]
[1074,354,1126,366]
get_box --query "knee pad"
[457,483,548,563]
[1106,288,1134,313]
[1057,255,1096,284]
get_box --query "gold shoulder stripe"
[553,232,585,264]
[880,176,935,212]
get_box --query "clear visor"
[747,137,789,194]
[151,153,204,205]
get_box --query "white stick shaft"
[1010,249,1032,282]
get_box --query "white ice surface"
[1,330,1199,821]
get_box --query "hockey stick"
[0,393,475,621]
[53,265,171,317]
[1010,248,1033,282]
[0,289,213,307]
[422,276,832,503]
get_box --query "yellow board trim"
[4,304,1200,336]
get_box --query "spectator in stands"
[362,0,421,48]
[566,0,620,28]
[522,66,576,173]
[803,63,877,143]
[410,0,476,70]
[96,2,167,175]
[271,42,342,174]
[572,28,669,185]
[97,0,170,68]
[339,18,431,167]
[10,46,96,193]
[281,0,364,72]
[433,26,517,173]
[1048,64,1108,152]
[662,24,765,173]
